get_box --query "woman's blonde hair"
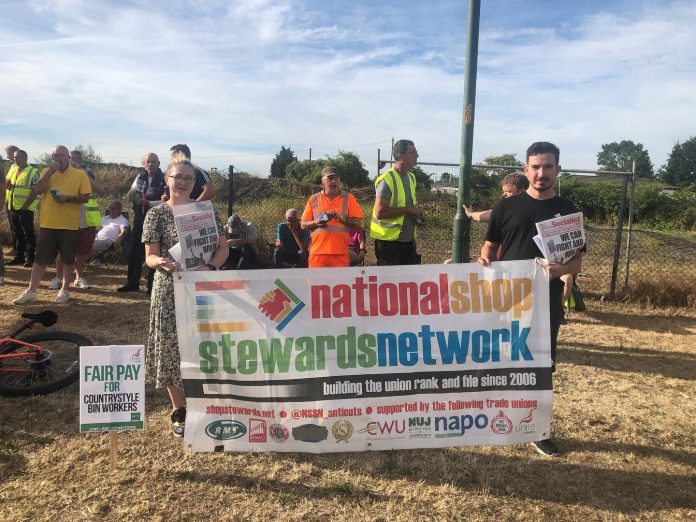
[165,152,195,176]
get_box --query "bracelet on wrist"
[204,263,217,271]
[360,248,367,253]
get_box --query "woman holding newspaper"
[142,154,228,437]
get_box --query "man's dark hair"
[526,142,560,164]
[170,144,192,159]
[16,149,28,160]
[501,172,529,191]
[393,139,415,161]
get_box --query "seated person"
[89,201,129,257]
[274,208,309,268]
[348,226,367,266]
[222,213,257,270]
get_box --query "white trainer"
[74,277,90,289]
[13,289,38,305]
[48,277,62,290]
[55,288,70,304]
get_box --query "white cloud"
[0,0,693,177]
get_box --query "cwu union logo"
[257,279,305,331]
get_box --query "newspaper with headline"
[169,201,218,270]
[533,212,585,264]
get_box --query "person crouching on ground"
[142,154,228,437]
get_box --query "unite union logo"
[257,279,305,331]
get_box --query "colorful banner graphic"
[174,261,552,452]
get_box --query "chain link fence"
[2,162,694,305]
[221,169,696,303]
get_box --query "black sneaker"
[7,257,26,266]
[532,438,560,457]
[117,284,139,293]
[171,406,186,437]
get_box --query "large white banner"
[174,261,552,452]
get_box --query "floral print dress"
[141,203,221,388]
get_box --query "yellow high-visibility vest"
[8,165,40,212]
[369,168,417,241]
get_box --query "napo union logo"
[331,420,354,443]
[205,420,246,440]
[490,410,513,435]
[269,424,289,443]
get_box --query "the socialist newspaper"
[169,201,218,270]
[533,212,585,265]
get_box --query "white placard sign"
[79,345,145,432]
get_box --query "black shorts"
[35,228,79,265]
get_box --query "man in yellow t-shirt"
[13,145,92,305]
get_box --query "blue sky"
[1,0,694,177]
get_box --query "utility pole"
[452,0,481,263]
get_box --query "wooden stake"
[110,431,118,471]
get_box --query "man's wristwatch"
[360,248,367,253]
[204,263,217,271]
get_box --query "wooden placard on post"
[79,345,146,471]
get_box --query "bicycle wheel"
[0,331,92,397]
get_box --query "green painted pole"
[452,0,481,263]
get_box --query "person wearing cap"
[370,139,423,265]
[301,166,364,268]
[222,213,257,270]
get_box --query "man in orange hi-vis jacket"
[301,166,363,268]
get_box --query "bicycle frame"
[0,336,44,370]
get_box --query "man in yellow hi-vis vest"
[6,149,40,267]
[369,139,423,265]
[4,144,19,258]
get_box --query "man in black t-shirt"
[478,141,584,458]
[169,144,215,201]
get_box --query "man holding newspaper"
[478,141,585,458]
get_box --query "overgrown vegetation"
[559,178,696,230]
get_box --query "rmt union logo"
[205,420,246,441]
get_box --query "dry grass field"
[0,260,694,521]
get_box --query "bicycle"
[0,310,92,397]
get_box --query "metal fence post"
[610,174,629,298]
[623,161,637,291]
[228,165,234,217]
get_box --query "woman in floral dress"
[142,155,228,436]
